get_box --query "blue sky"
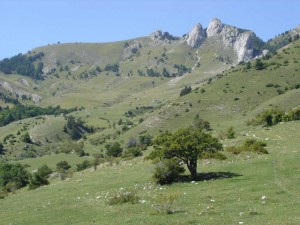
[1,0,299,59]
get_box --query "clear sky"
[1,0,299,59]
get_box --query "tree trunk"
[187,159,198,180]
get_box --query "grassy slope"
[1,121,299,225]
[1,36,300,225]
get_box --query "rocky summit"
[185,18,256,62]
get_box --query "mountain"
[0,18,300,225]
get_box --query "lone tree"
[147,127,223,179]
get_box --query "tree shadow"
[178,171,242,183]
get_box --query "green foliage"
[148,127,223,179]
[56,161,71,180]
[64,116,93,140]
[226,126,235,139]
[0,142,5,155]
[0,163,30,192]
[226,139,268,154]
[193,116,211,130]
[174,64,191,76]
[106,142,123,157]
[180,86,192,97]
[76,160,91,171]
[139,134,152,147]
[249,107,300,127]
[0,105,77,127]
[146,68,160,77]
[56,161,71,171]
[29,165,52,190]
[126,147,143,157]
[106,188,139,205]
[104,63,119,72]
[152,159,185,185]
[21,132,32,143]
[0,52,44,79]
[255,59,266,70]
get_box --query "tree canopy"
[148,127,223,179]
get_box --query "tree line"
[0,105,77,127]
[0,52,44,80]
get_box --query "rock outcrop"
[149,30,163,41]
[185,23,206,48]
[0,80,42,104]
[185,18,256,62]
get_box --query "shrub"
[249,107,284,126]
[193,118,211,131]
[56,161,71,180]
[180,86,192,96]
[243,139,268,154]
[226,126,235,139]
[107,188,139,205]
[226,146,242,154]
[126,147,143,157]
[76,160,92,171]
[106,142,123,157]
[226,139,268,154]
[152,159,185,185]
[0,163,30,191]
[29,174,49,190]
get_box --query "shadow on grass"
[178,171,242,183]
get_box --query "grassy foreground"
[1,121,299,225]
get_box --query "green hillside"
[0,27,300,225]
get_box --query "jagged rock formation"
[186,18,256,62]
[185,23,206,48]
[149,30,164,41]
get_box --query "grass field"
[1,31,300,225]
[1,121,299,225]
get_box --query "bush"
[0,163,30,191]
[152,159,185,185]
[29,165,52,189]
[226,146,242,154]
[107,188,139,205]
[180,86,192,97]
[29,174,49,190]
[106,142,123,157]
[193,117,211,130]
[226,139,268,154]
[56,161,71,180]
[249,107,284,126]
[126,147,143,157]
[226,126,235,139]
[76,160,91,171]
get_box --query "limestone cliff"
[186,18,257,62]
[185,23,206,48]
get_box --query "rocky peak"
[149,30,163,40]
[207,18,224,37]
[185,23,206,48]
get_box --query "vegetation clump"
[106,188,139,205]
[152,159,185,185]
[147,127,223,180]
[29,164,52,190]
[248,107,300,127]
[180,86,192,96]
[0,163,30,196]
[226,138,268,154]
[0,52,44,79]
